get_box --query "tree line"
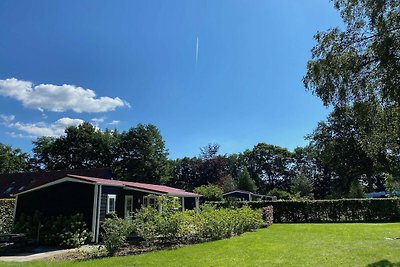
[0,117,397,199]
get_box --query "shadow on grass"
[367,260,400,267]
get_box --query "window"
[143,195,158,208]
[107,194,116,214]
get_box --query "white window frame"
[143,195,158,208]
[124,195,134,218]
[107,194,117,214]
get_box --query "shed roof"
[67,175,201,197]
[16,174,200,197]
[0,168,113,198]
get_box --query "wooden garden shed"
[13,174,201,243]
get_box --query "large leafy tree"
[32,122,119,170]
[239,143,293,193]
[116,124,169,184]
[304,0,400,168]
[168,145,232,190]
[0,143,30,173]
[307,106,387,196]
[237,169,257,193]
[304,0,400,106]
[291,146,330,198]
[168,157,201,190]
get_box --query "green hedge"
[0,199,15,233]
[213,199,400,223]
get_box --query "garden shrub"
[193,184,223,201]
[14,213,90,247]
[47,214,91,248]
[213,198,400,223]
[132,203,264,245]
[101,214,131,256]
[98,199,265,255]
[0,198,15,234]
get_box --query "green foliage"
[304,0,400,107]
[168,145,233,190]
[0,143,30,173]
[384,173,396,197]
[267,188,293,200]
[31,122,169,185]
[237,169,257,192]
[291,173,314,198]
[32,123,119,170]
[304,0,400,196]
[193,184,223,201]
[116,124,169,184]
[348,181,365,198]
[101,214,131,256]
[307,106,380,197]
[239,143,293,192]
[216,198,400,223]
[131,202,264,245]
[218,175,237,193]
[0,199,15,234]
[14,213,90,248]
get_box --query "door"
[124,195,133,218]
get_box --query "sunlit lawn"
[1,223,400,267]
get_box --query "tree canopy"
[0,143,30,174]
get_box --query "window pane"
[110,198,115,212]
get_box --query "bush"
[267,188,293,200]
[14,213,90,247]
[101,214,131,256]
[132,203,264,245]
[214,198,400,223]
[0,199,15,234]
[194,184,223,201]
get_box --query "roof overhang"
[13,175,201,198]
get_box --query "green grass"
[1,223,400,267]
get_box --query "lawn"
[1,223,400,267]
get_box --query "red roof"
[21,174,200,197]
[0,168,112,198]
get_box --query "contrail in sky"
[196,36,199,66]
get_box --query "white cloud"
[108,120,120,126]
[0,114,15,123]
[6,132,35,139]
[0,78,130,113]
[91,117,105,123]
[0,116,84,138]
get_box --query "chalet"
[7,170,200,243]
[222,190,277,201]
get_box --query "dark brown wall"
[15,181,95,228]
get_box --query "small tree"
[267,188,292,200]
[193,184,223,201]
[237,169,257,193]
[291,173,314,198]
[101,214,131,256]
[348,181,365,198]
[384,173,396,197]
[218,175,237,193]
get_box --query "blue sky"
[0,1,341,159]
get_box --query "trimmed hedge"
[0,198,15,233]
[213,198,400,223]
